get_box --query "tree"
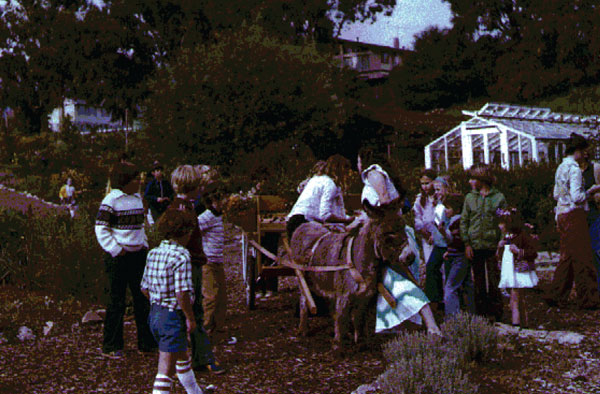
[142,24,359,167]
[387,27,495,110]
[443,0,600,101]
[0,1,84,133]
[0,1,154,132]
[107,0,397,62]
[258,0,396,43]
[0,0,395,134]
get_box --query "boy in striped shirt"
[198,185,227,339]
[95,161,156,358]
[141,209,204,394]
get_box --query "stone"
[43,321,54,336]
[17,326,35,341]
[81,311,103,324]
[543,330,585,345]
[351,383,378,394]
[545,330,571,342]
[518,329,548,340]
[494,322,520,336]
[557,332,585,345]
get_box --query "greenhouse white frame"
[424,103,600,170]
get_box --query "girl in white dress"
[496,207,539,328]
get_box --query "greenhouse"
[424,103,600,171]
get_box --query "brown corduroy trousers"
[202,262,227,336]
[548,208,600,306]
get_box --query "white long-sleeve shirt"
[95,189,148,257]
[288,175,348,222]
[554,156,588,217]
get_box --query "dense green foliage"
[0,0,395,133]
[0,206,105,300]
[142,24,359,167]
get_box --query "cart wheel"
[245,254,256,310]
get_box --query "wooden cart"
[234,194,363,310]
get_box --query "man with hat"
[545,133,600,309]
[144,161,174,222]
[460,164,507,321]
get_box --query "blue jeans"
[425,246,446,303]
[443,254,475,317]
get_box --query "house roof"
[335,38,409,54]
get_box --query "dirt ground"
[1,224,600,393]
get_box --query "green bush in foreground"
[379,313,498,394]
[441,312,499,368]
[382,331,448,364]
[378,353,478,394]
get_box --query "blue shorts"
[148,304,188,353]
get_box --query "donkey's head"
[362,199,412,266]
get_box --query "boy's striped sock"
[176,357,203,394]
[152,373,173,394]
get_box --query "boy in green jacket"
[460,165,507,321]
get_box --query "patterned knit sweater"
[95,189,148,257]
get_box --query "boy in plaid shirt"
[141,209,204,394]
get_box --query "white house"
[48,99,137,133]
[424,102,600,171]
[334,38,406,81]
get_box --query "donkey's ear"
[362,200,385,219]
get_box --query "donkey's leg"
[351,304,363,344]
[298,291,309,336]
[333,296,350,350]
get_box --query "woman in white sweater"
[286,154,354,239]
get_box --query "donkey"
[289,201,412,350]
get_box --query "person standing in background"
[545,133,600,309]
[145,161,174,222]
[413,169,437,285]
[460,165,507,322]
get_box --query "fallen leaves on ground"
[1,226,600,393]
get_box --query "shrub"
[441,312,499,368]
[382,331,448,364]
[377,353,478,394]
[379,313,498,393]
[0,206,105,301]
